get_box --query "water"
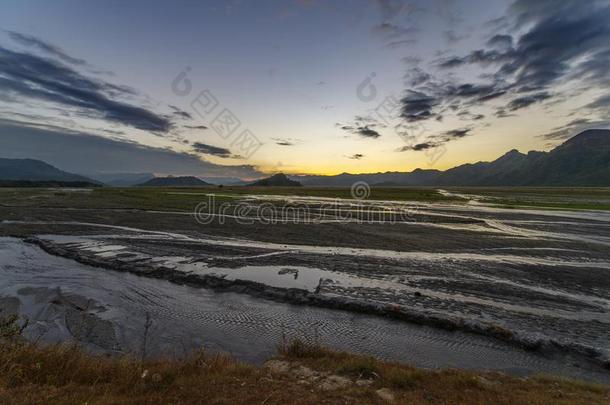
[1,237,609,383]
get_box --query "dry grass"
[0,331,608,404]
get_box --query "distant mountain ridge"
[0,158,98,184]
[136,176,211,187]
[293,130,610,186]
[248,173,302,187]
[87,172,154,187]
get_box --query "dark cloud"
[355,126,381,138]
[397,127,472,152]
[169,105,193,120]
[339,124,382,139]
[444,128,471,139]
[0,120,262,178]
[347,153,364,160]
[434,0,610,117]
[271,137,302,146]
[0,44,171,132]
[399,90,438,122]
[6,31,87,66]
[506,92,551,111]
[585,94,610,115]
[192,142,234,158]
[486,34,513,50]
[403,67,431,87]
[540,118,610,140]
[183,125,208,130]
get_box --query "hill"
[86,172,154,187]
[136,176,211,187]
[294,129,610,186]
[0,158,98,184]
[248,173,302,187]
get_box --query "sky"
[0,0,609,179]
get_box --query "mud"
[1,193,609,380]
[1,236,610,384]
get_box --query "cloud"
[381,0,610,144]
[340,124,382,139]
[540,118,610,140]
[397,127,473,152]
[347,153,364,160]
[271,137,303,146]
[585,94,610,115]
[486,34,513,50]
[355,126,381,138]
[183,125,208,130]
[0,42,171,132]
[191,142,235,158]
[399,90,439,122]
[169,105,193,120]
[0,120,261,178]
[6,31,87,66]
[433,0,610,116]
[398,142,435,152]
[371,0,420,46]
[506,92,551,111]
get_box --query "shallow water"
[1,237,609,384]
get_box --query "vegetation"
[1,316,608,404]
[1,186,609,216]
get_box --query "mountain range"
[0,130,608,187]
[293,130,610,187]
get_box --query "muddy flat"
[1,187,609,383]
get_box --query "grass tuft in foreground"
[1,320,608,404]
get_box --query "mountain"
[295,169,441,186]
[247,173,302,187]
[86,172,154,187]
[136,176,211,187]
[199,177,248,186]
[0,158,98,184]
[292,130,610,187]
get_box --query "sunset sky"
[1,0,609,179]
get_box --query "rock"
[263,360,291,374]
[319,375,351,391]
[376,388,395,402]
[477,376,499,387]
[293,365,317,379]
[355,379,373,387]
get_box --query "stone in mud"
[376,388,395,402]
[319,375,351,391]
